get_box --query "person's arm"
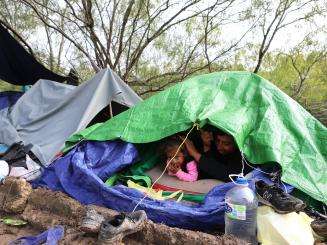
[174,161,198,182]
[182,137,230,182]
[198,155,231,182]
[183,139,202,162]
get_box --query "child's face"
[166,148,185,168]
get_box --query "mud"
[22,188,84,229]
[0,177,246,244]
[0,217,40,245]
[0,177,32,213]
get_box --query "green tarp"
[65,71,327,204]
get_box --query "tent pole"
[109,101,113,118]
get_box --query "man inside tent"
[183,128,309,215]
[184,129,255,182]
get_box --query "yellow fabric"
[257,206,314,245]
[127,180,183,201]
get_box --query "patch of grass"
[0,80,22,92]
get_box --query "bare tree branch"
[113,0,135,69]
[20,0,100,71]
[0,19,36,57]
[290,50,327,97]
[253,0,324,73]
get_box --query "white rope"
[241,152,270,175]
[132,123,198,212]
[241,152,289,192]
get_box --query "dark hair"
[189,125,216,153]
[157,136,185,162]
[215,129,229,136]
[214,129,237,149]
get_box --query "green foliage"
[259,51,327,107]
[0,1,37,41]
[0,80,21,92]
[0,0,325,118]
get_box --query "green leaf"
[0,217,27,226]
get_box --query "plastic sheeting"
[9,225,64,245]
[0,23,66,85]
[0,144,8,153]
[0,68,141,164]
[0,91,23,110]
[65,71,327,204]
[34,140,291,230]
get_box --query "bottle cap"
[235,176,248,185]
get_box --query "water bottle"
[0,160,9,183]
[225,176,258,244]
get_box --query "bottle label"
[226,202,246,220]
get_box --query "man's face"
[216,134,236,155]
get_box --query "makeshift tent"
[0,68,141,164]
[0,23,66,85]
[65,71,327,204]
[34,140,285,230]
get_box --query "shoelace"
[125,213,137,224]
[269,170,282,182]
[262,190,273,200]
[269,185,294,201]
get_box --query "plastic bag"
[257,206,314,245]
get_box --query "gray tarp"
[0,68,141,164]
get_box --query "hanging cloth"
[0,24,66,85]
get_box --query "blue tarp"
[0,143,8,153]
[33,140,291,230]
[9,225,64,245]
[0,91,23,110]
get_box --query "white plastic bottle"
[0,160,9,182]
[225,176,258,244]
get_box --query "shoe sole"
[256,194,295,214]
[294,202,306,212]
[80,221,103,234]
[80,225,100,234]
[311,227,327,239]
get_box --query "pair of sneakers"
[80,207,147,244]
[255,180,306,214]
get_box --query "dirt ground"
[0,218,40,245]
[0,218,101,244]
[0,177,245,244]
[0,221,243,245]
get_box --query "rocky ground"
[0,177,245,244]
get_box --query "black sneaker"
[311,218,327,239]
[255,180,306,214]
[306,207,327,239]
